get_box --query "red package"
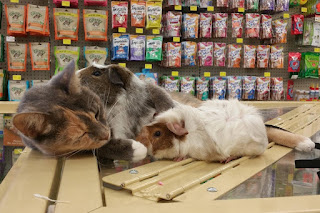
[246,13,260,38]
[230,0,245,9]
[243,45,256,68]
[232,13,243,38]
[200,13,212,38]
[214,13,228,38]
[214,43,226,67]
[111,1,128,29]
[287,80,294,100]
[288,52,301,72]
[291,14,304,35]
[217,0,228,7]
[261,14,272,39]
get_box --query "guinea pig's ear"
[166,121,188,136]
[107,65,133,88]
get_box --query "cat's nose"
[100,130,110,141]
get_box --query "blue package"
[227,76,242,100]
[135,69,158,85]
[8,80,29,101]
[111,33,129,61]
[210,77,227,100]
[242,76,257,100]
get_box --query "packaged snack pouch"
[165,0,182,6]
[53,8,80,41]
[210,77,227,100]
[196,77,209,101]
[287,80,294,100]
[53,0,78,7]
[135,71,158,85]
[276,0,289,11]
[146,36,163,62]
[260,0,275,11]
[165,11,182,37]
[84,46,108,66]
[291,14,304,35]
[246,0,259,10]
[217,0,228,7]
[214,43,227,67]
[181,41,197,66]
[26,4,48,35]
[230,0,245,9]
[84,0,108,6]
[231,13,243,38]
[256,45,270,68]
[160,76,180,92]
[303,20,313,46]
[289,0,300,7]
[146,2,162,29]
[0,35,4,62]
[246,13,260,38]
[7,43,27,72]
[130,35,145,61]
[273,19,287,44]
[111,33,129,61]
[200,13,212,38]
[29,42,50,71]
[227,76,242,100]
[83,9,108,41]
[261,14,272,39]
[312,23,320,47]
[180,76,195,95]
[31,80,49,87]
[162,43,168,67]
[243,45,256,68]
[111,1,128,29]
[242,76,257,100]
[184,0,200,6]
[5,5,26,36]
[288,52,301,72]
[227,44,242,68]
[214,13,228,38]
[0,69,7,100]
[182,13,199,39]
[301,52,320,78]
[198,42,213,66]
[8,80,29,101]
[200,0,213,7]
[54,46,80,75]
[271,77,284,100]
[256,77,270,100]
[270,45,284,68]
[131,1,145,27]
[166,42,181,67]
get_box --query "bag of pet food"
[256,45,270,68]
[273,19,287,44]
[54,46,80,75]
[256,77,270,100]
[246,13,260,38]
[29,42,50,71]
[242,76,256,100]
[260,0,275,11]
[135,69,158,85]
[200,0,213,7]
[112,1,128,29]
[26,4,48,35]
[214,13,228,38]
[217,0,228,7]
[180,76,195,95]
[210,77,227,100]
[214,43,227,67]
[130,35,145,61]
[231,13,243,38]
[181,41,197,66]
[243,45,256,68]
[182,13,199,39]
[184,0,200,6]
[131,1,146,28]
[227,44,242,68]
[227,76,242,100]
[146,2,162,29]
[246,0,259,10]
[165,0,182,6]
[0,69,7,100]
[53,0,78,7]
[0,35,4,62]
[146,36,163,62]
[83,9,108,41]
[111,33,129,61]
[84,46,108,66]
[7,43,27,72]
[301,52,320,78]
[54,8,80,41]
[270,45,284,68]
[8,80,29,101]
[291,14,304,35]
[196,77,209,101]
[160,76,180,92]
[31,80,49,87]
[276,0,289,11]
[5,5,26,36]
[288,52,301,72]
[312,23,320,47]
[166,42,181,68]
[84,0,107,6]
[270,77,284,100]
[165,11,182,37]
[261,14,272,39]
[230,0,245,10]
[303,20,313,46]
[198,42,213,66]
[200,13,212,38]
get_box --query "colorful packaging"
[160,76,180,92]
[111,33,129,61]
[230,0,245,9]
[210,77,227,100]
[84,0,108,6]
[291,14,304,35]
[288,52,301,72]
[26,4,48,35]
[198,42,213,66]
[242,76,257,100]
[260,0,275,11]
[83,9,108,41]
[54,46,80,75]
[289,0,300,7]
[182,13,199,39]
[184,0,200,6]
[165,0,183,6]
[180,76,195,95]
[227,44,242,68]
[271,77,284,100]
[287,80,294,100]
[0,35,4,62]
[231,13,243,38]
[312,23,320,47]
[31,80,49,87]
[84,46,108,66]
[273,19,287,44]
[301,52,320,78]
[270,45,284,68]
[181,41,197,66]
[135,70,158,85]
[256,77,270,101]
[261,14,272,39]
[276,0,289,11]
[246,13,260,38]
[196,77,209,101]
[303,20,313,46]
[53,8,80,41]
[243,45,256,68]
[165,11,182,37]
[214,13,228,38]
[0,69,6,100]
[146,36,163,62]
[130,35,145,61]
[146,2,162,29]
[111,1,128,29]
[29,42,50,71]
[200,0,213,7]
[53,0,78,7]
[166,42,181,67]
[7,43,27,72]
[227,76,242,100]
[8,80,29,101]
[131,1,146,27]
[246,0,259,10]
[217,0,228,7]
[5,5,26,36]
[200,13,212,38]
[214,43,227,67]
[257,45,270,68]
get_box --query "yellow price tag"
[152,29,160,34]
[315,48,320,53]
[172,71,179,76]
[13,75,21,81]
[301,7,307,12]
[204,72,211,77]
[238,7,245,12]
[264,72,271,77]
[63,39,71,45]
[62,1,70,7]
[174,5,182,10]
[173,37,180,42]
[236,38,243,43]
[190,6,197,11]
[118,63,126,68]
[220,72,226,77]
[145,64,152,69]
[118,27,126,33]
[136,28,143,34]
[207,6,214,11]
[10,0,19,3]
[283,13,290,18]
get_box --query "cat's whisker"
[65,149,82,159]
[107,98,120,118]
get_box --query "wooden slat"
[0,101,19,113]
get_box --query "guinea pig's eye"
[95,110,99,119]
[154,131,161,137]
[92,70,102,76]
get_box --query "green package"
[146,36,162,62]
[289,0,300,7]
[196,77,209,101]
[0,69,7,100]
[301,52,320,79]
[180,76,195,95]
[54,46,80,75]
[160,76,180,92]
[302,20,313,46]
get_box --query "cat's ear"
[166,122,188,136]
[50,60,81,94]
[108,65,133,88]
[13,113,51,139]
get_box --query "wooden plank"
[0,101,19,113]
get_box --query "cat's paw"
[131,140,147,162]
[296,138,315,152]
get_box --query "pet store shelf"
[0,101,19,113]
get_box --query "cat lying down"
[136,100,315,162]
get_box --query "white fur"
[131,140,148,162]
[296,138,315,152]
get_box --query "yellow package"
[146,2,162,29]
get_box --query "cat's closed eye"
[92,70,102,76]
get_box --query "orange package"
[257,45,270,68]
[131,0,146,27]
[29,42,50,71]
[83,9,108,41]
[26,4,48,35]
[167,42,181,68]
[7,43,27,72]
[227,44,242,68]
[243,45,256,68]
[54,8,80,41]
[5,4,27,36]
[270,45,284,68]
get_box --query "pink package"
[214,13,228,38]
[230,0,245,9]
[200,13,212,38]
[246,13,260,38]
[165,11,182,37]
[198,42,213,66]
[217,0,228,7]
[84,0,107,6]
[232,13,243,38]
[53,0,78,7]
[261,14,272,39]
[214,43,226,67]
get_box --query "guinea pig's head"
[136,121,188,160]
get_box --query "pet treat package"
[200,0,213,7]
[270,45,284,68]
[246,13,260,38]
[196,77,209,101]
[164,42,181,67]
[131,1,146,27]
[53,0,78,7]
[182,13,199,39]
[0,69,7,100]
[160,76,180,92]
[165,0,182,6]
[288,52,301,72]
[291,14,304,35]
[273,19,287,44]
[0,35,4,62]
[29,42,50,71]
[210,77,227,100]
[256,45,270,68]
[198,42,213,66]
[164,11,182,37]
[26,4,48,35]
[231,13,243,38]
[270,77,284,100]
[54,8,79,41]
[214,43,227,67]
[5,5,26,36]
[261,14,272,39]
[135,70,158,85]
[300,52,320,78]
[184,0,200,6]
[84,0,108,6]
[84,46,108,66]
[227,76,242,100]
[181,41,197,66]
[200,13,212,38]
[243,45,256,68]
[227,44,242,68]
[260,0,275,11]
[302,20,313,46]
[242,76,257,100]
[276,0,289,11]
[214,13,228,38]
[7,43,27,72]
[130,35,145,61]
[287,80,294,100]
[256,77,270,100]
[146,2,162,29]
[246,0,259,10]
[230,0,245,9]
[180,76,195,95]
[289,0,300,7]
[217,0,228,7]
[146,36,163,62]
[8,80,28,101]
[111,1,128,29]
[31,80,49,87]
[111,33,129,61]
[83,9,108,41]
[54,46,80,75]
[312,23,320,47]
